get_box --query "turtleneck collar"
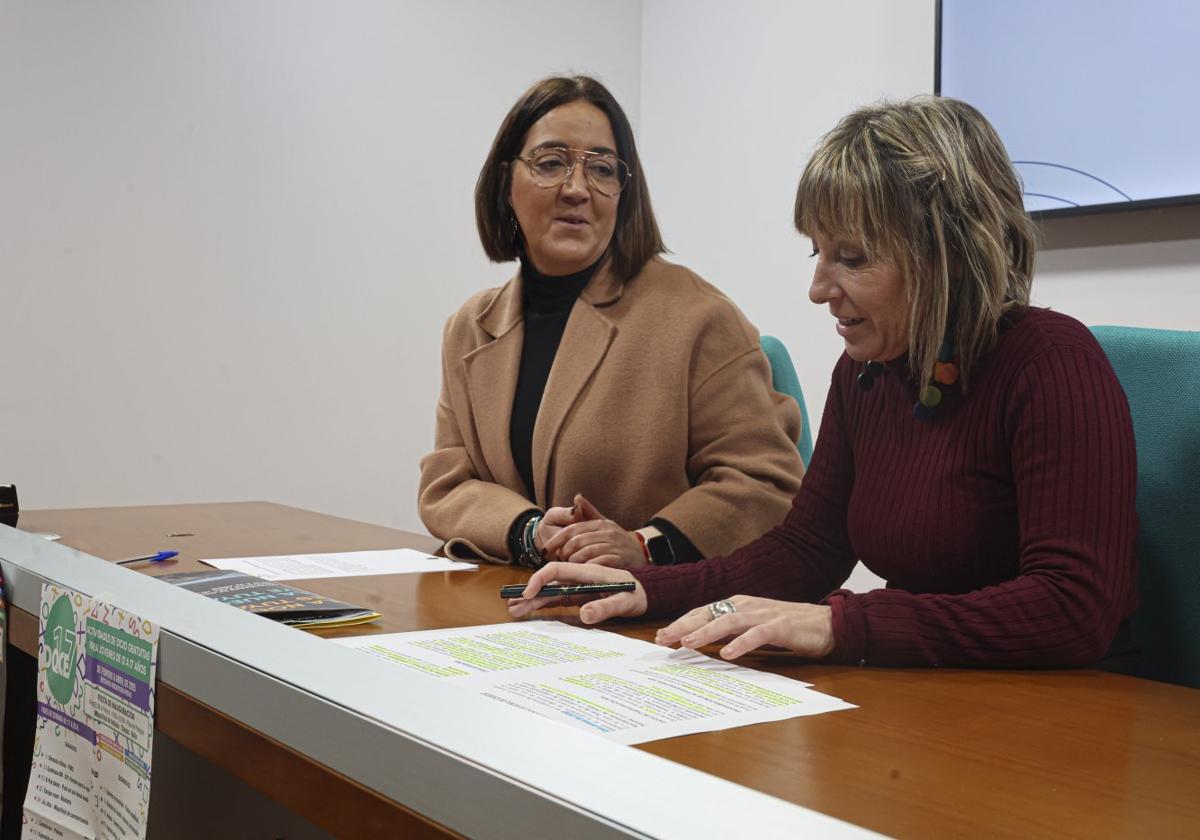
[519,252,605,316]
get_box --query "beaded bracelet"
[519,513,543,568]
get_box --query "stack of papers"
[335,621,855,745]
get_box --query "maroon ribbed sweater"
[635,308,1139,667]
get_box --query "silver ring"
[707,599,736,621]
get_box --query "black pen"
[500,582,636,599]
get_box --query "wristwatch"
[646,532,676,566]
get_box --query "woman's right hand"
[532,503,583,559]
[507,561,648,625]
[539,494,649,568]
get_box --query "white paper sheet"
[199,548,475,581]
[333,621,855,745]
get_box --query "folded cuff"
[823,589,867,665]
[648,517,702,564]
[443,536,505,564]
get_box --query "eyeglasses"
[515,147,631,197]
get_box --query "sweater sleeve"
[636,367,857,617]
[823,345,1139,667]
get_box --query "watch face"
[646,534,674,565]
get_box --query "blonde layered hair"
[794,96,1037,392]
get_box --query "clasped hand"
[535,493,648,569]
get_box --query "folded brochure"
[156,569,381,629]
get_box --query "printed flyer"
[22,585,159,840]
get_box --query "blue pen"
[115,551,179,566]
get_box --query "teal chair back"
[760,335,814,468]
[1092,325,1200,689]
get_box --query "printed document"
[201,548,475,581]
[24,585,159,840]
[334,621,854,745]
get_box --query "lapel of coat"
[530,262,626,505]
[463,271,525,492]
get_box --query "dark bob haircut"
[475,75,665,280]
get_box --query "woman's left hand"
[539,494,649,569]
[655,597,836,660]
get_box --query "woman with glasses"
[510,97,1138,671]
[418,76,804,569]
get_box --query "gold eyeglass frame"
[514,147,632,197]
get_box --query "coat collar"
[464,256,626,505]
[475,256,626,339]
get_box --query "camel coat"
[418,257,804,562]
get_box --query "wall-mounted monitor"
[936,0,1200,218]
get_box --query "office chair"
[1092,325,1200,689]
[759,335,814,468]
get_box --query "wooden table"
[8,503,1200,838]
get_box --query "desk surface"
[14,502,1200,838]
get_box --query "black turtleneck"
[509,253,600,498]
[504,254,702,568]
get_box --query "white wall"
[1034,213,1200,325]
[0,0,642,530]
[3,1,1197,573]
[639,0,935,591]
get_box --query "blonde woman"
[512,97,1138,670]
